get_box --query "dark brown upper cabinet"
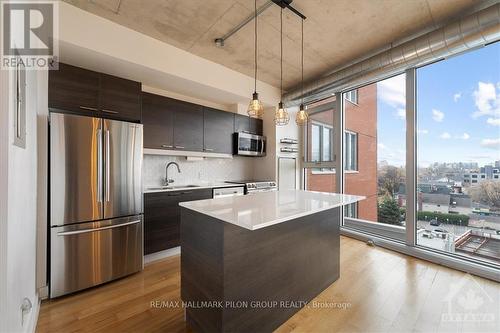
[173,101,204,151]
[48,63,142,122]
[203,107,234,154]
[100,74,141,122]
[142,92,174,149]
[142,94,203,152]
[234,114,250,133]
[234,113,263,136]
[48,63,100,117]
[250,117,263,136]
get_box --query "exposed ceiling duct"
[283,3,500,106]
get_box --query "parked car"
[430,219,440,226]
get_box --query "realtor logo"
[1,0,58,69]
[442,274,496,324]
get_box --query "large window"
[416,43,500,265]
[342,76,407,240]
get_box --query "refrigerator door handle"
[97,128,103,203]
[105,129,111,202]
[57,219,141,236]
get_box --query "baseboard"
[37,285,48,300]
[144,246,180,264]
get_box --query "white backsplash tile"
[143,155,254,186]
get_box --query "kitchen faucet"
[165,162,181,186]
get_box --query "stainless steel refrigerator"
[49,112,143,298]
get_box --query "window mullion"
[405,68,416,246]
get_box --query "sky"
[376,42,500,168]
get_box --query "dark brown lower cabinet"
[144,188,213,254]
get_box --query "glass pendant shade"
[295,103,309,125]
[247,92,264,118]
[274,101,289,126]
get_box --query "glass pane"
[344,75,407,239]
[311,124,320,162]
[322,128,332,161]
[416,42,500,265]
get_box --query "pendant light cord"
[254,0,257,93]
[301,18,304,106]
[280,7,283,101]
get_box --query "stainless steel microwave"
[234,132,266,156]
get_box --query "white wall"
[0,66,43,332]
[0,52,10,333]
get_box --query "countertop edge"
[143,183,244,193]
[179,195,365,231]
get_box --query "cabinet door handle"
[204,148,214,151]
[161,144,173,149]
[79,106,98,111]
[175,146,185,149]
[102,109,119,114]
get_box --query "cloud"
[378,143,387,150]
[456,133,470,140]
[395,108,405,120]
[432,109,444,122]
[486,118,500,126]
[453,93,461,102]
[472,82,500,118]
[417,129,429,134]
[440,132,451,139]
[480,138,500,149]
[377,75,405,108]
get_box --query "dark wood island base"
[180,207,341,333]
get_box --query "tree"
[378,197,402,225]
[467,181,500,210]
[378,165,404,196]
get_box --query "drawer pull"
[79,106,98,111]
[102,109,119,114]
[204,148,214,151]
[175,146,185,149]
[57,220,140,236]
[161,144,173,149]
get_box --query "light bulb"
[295,103,309,126]
[274,101,289,126]
[247,92,264,119]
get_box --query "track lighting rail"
[214,0,306,47]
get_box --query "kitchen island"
[179,190,364,333]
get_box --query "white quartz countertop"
[179,190,365,230]
[143,182,244,193]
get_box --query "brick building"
[306,84,378,221]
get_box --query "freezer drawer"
[50,215,143,298]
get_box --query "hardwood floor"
[37,236,500,333]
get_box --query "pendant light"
[275,7,289,126]
[295,18,308,126]
[247,0,264,119]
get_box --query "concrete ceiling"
[64,0,483,90]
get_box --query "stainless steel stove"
[225,180,277,194]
